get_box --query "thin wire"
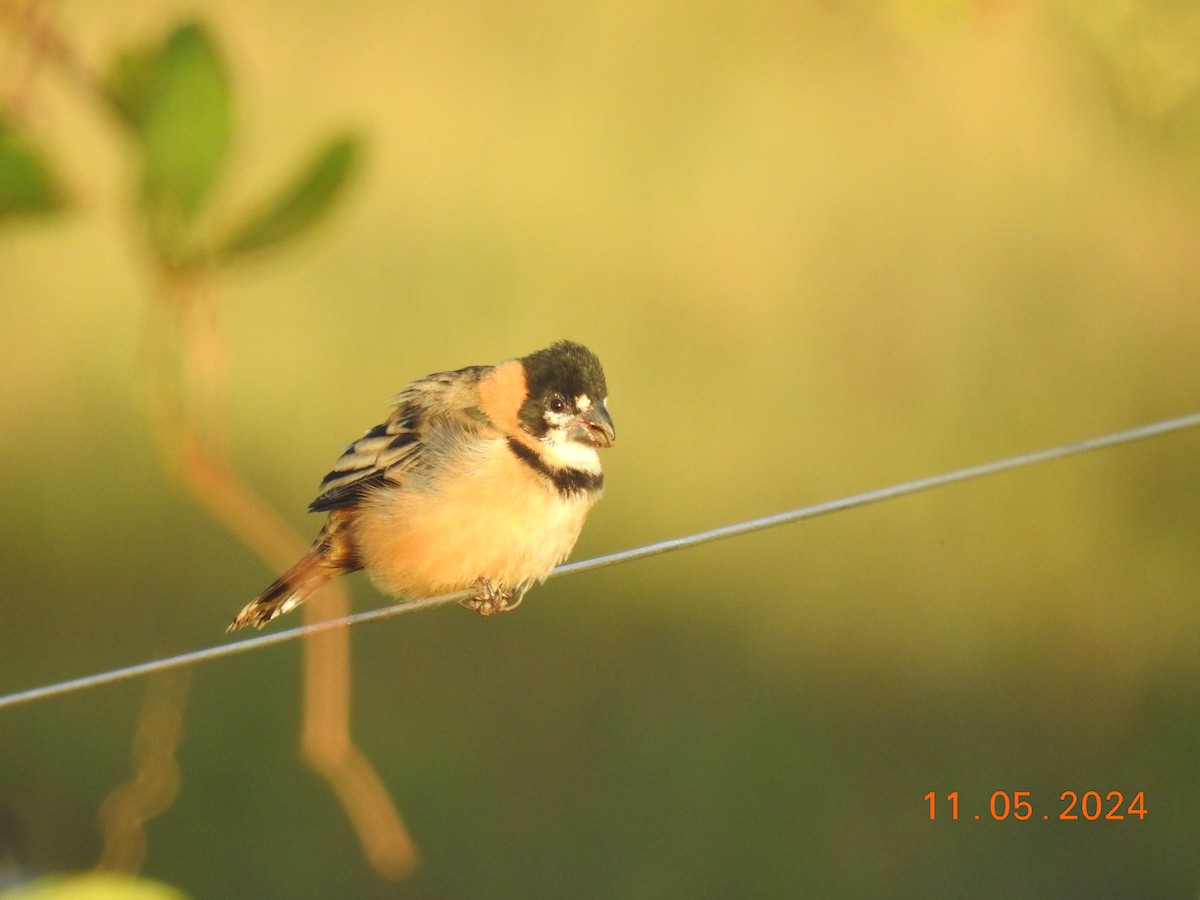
[3,411,1199,713]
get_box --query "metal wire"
[2,410,1198,713]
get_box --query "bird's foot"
[461,579,528,616]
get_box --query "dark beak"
[570,402,615,448]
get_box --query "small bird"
[228,341,615,631]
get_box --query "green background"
[4,1,1200,896]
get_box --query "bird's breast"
[351,437,600,598]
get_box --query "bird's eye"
[548,396,567,414]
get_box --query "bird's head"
[518,341,615,458]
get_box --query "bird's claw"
[461,579,527,616]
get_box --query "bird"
[227,340,615,631]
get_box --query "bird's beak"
[570,402,615,448]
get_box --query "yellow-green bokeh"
[3,1,1200,896]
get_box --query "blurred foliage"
[0,121,63,218]
[217,133,363,261]
[3,0,1200,897]
[101,20,362,269]
[1065,0,1200,122]
[118,23,233,229]
[1063,0,1200,189]
[0,873,187,900]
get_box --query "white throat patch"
[540,436,601,472]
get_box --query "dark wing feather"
[308,365,491,513]
[308,422,421,512]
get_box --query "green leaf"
[104,40,162,128]
[217,133,363,260]
[137,22,233,224]
[0,121,64,218]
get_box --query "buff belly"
[350,439,599,598]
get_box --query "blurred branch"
[147,276,418,880]
[2,6,411,880]
[0,0,99,117]
[95,671,191,875]
[148,281,419,878]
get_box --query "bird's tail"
[227,517,358,632]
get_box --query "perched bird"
[228,341,615,631]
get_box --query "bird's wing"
[308,365,492,512]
